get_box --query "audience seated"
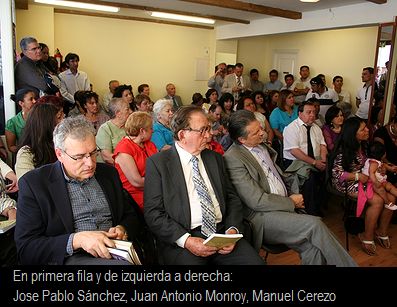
[15,116,141,265]
[191,92,204,108]
[113,112,157,212]
[164,83,182,111]
[330,117,393,255]
[218,92,234,117]
[102,80,120,114]
[135,94,151,113]
[144,106,264,265]
[96,98,132,164]
[263,69,283,94]
[6,89,37,153]
[224,110,356,266]
[249,68,264,92]
[15,103,61,180]
[79,91,109,133]
[151,99,174,151]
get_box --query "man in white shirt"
[283,101,327,216]
[356,67,375,120]
[331,75,352,118]
[59,53,91,107]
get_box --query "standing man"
[15,116,141,265]
[164,83,183,111]
[249,68,264,92]
[356,67,375,120]
[15,36,56,97]
[59,53,91,107]
[283,101,327,216]
[293,65,311,104]
[208,62,227,97]
[224,110,356,266]
[263,69,283,94]
[222,63,251,102]
[144,106,264,265]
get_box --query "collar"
[175,142,202,168]
[60,162,92,185]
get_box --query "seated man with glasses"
[15,116,141,265]
[144,105,264,265]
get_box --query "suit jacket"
[224,143,297,250]
[164,95,183,109]
[15,161,140,265]
[144,146,244,258]
[222,73,251,94]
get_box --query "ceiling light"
[300,0,320,3]
[34,0,120,13]
[150,12,215,25]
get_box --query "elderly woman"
[135,94,151,113]
[330,117,393,255]
[15,103,62,180]
[96,98,132,164]
[80,91,109,133]
[113,112,157,212]
[151,98,174,151]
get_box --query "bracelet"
[355,172,359,181]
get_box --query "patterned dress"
[331,150,366,195]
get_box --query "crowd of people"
[1,35,397,265]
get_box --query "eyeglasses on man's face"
[183,125,212,136]
[26,45,42,53]
[63,147,101,161]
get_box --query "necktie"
[172,97,178,110]
[304,125,315,159]
[237,76,242,88]
[191,155,216,237]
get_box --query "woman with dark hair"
[113,84,135,111]
[79,91,109,133]
[39,43,58,74]
[265,90,280,118]
[35,94,65,120]
[6,89,36,153]
[218,92,234,117]
[374,114,397,184]
[330,117,393,255]
[15,103,61,179]
[322,105,344,152]
[252,90,266,116]
[191,93,204,107]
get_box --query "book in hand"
[203,233,243,249]
[0,219,16,234]
[107,239,142,265]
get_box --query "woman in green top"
[5,89,36,153]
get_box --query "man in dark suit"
[15,116,140,265]
[164,83,183,111]
[144,105,263,265]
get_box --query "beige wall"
[16,5,215,104]
[16,5,55,53]
[236,27,379,112]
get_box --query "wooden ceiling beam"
[180,0,302,20]
[366,0,387,4]
[65,0,250,24]
[15,0,28,10]
[54,9,214,30]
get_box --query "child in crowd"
[362,141,397,210]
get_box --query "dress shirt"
[59,69,91,103]
[174,143,222,247]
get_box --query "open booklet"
[203,233,243,249]
[107,239,142,265]
[0,219,16,234]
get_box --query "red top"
[209,140,224,155]
[113,137,158,211]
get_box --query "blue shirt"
[269,105,298,133]
[151,121,174,151]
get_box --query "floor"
[263,195,397,267]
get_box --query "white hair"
[152,98,172,121]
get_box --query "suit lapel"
[166,147,191,226]
[48,162,74,233]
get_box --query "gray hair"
[152,98,172,121]
[53,115,96,151]
[20,36,37,51]
[108,97,126,119]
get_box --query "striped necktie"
[191,155,216,237]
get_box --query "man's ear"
[177,130,185,142]
[237,136,245,145]
[55,148,63,160]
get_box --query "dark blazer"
[15,161,140,265]
[164,94,182,109]
[144,146,244,258]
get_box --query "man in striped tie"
[144,105,264,265]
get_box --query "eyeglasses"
[183,125,211,135]
[63,147,101,161]
[26,46,41,52]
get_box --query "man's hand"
[109,225,128,240]
[184,236,218,257]
[73,231,118,258]
[289,194,305,209]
